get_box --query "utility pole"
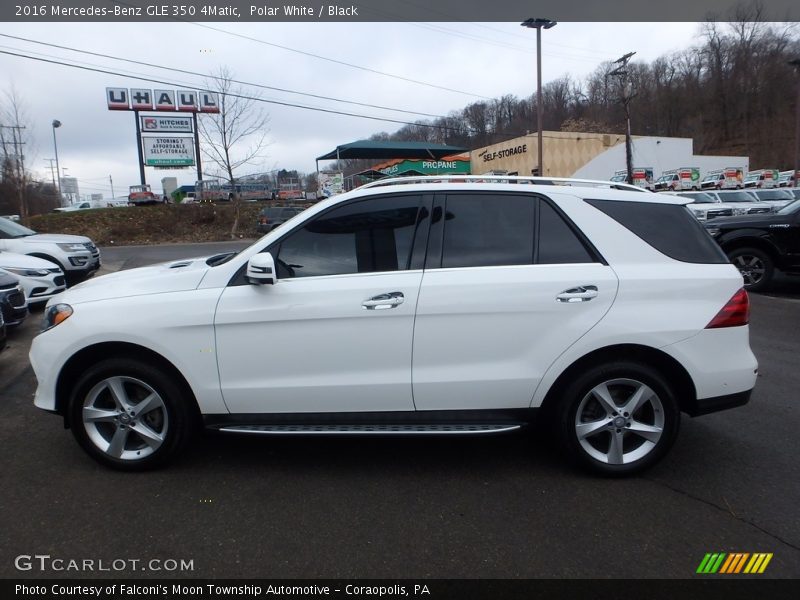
[609,52,637,185]
[44,158,57,188]
[109,174,115,200]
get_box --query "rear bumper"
[660,325,758,412]
[685,389,752,417]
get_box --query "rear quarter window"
[584,199,729,264]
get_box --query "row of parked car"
[670,187,799,221]
[0,216,101,352]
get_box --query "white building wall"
[572,136,749,180]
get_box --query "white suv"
[30,177,757,475]
[0,217,100,285]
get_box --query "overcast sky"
[0,21,701,198]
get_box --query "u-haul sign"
[107,87,220,113]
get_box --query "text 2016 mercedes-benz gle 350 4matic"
[30,176,758,476]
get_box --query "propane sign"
[143,137,195,167]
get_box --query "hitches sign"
[107,88,220,112]
[143,137,195,167]
[141,116,193,133]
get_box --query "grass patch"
[28,203,265,246]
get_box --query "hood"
[0,251,60,270]
[0,271,20,287]
[705,213,784,227]
[21,233,93,244]
[55,256,212,305]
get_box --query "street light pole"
[521,18,557,177]
[52,119,63,206]
[790,59,800,188]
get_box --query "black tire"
[555,361,680,477]
[727,247,774,292]
[69,358,196,470]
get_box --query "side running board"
[215,423,522,435]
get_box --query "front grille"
[748,207,771,214]
[84,242,100,257]
[54,276,65,286]
[8,291,25,308]
[707,209,733,219]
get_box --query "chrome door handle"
[556,285,598,303]
[362,291,405,310]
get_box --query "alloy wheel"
[81,376,169,461]
[732,254,766,287]
[574,378,665,465]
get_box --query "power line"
[188,22,492,100]
[2,48,587,144]
[105,0,490,99]
[0,48,477,133]
[0,33,449,120]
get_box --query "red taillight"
[706,288,750,329]
[259,217,268,224]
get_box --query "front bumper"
[21,272,66,305]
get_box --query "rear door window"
[440,194,535,268]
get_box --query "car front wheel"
[556,361,680,476]
[728,247,774,292]
[69,359,196,470]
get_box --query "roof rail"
[358,174,649,193]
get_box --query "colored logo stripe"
[744,553,773,574]
[697,552,773,574]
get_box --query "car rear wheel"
[69,359,196,470]
[556,361,680,476]
[728,247,774,292]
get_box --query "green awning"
[317,140,467,161]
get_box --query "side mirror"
[246,252,276,285]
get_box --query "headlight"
[3,267,50,277]
[41,303,73,332]
[57,243,87,252]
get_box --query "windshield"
[702,174,719,182]
[755,190,791,200]
[0,217,36,238]
[716,191,756,203]
[683,192,715,203]
[776,199,800,215]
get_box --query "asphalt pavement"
[1,242,798,579]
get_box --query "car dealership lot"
[1,242,799,579]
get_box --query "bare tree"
[0,88,35,223]
[197,66,270,236]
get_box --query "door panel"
[411,264,618,410]
[214,193,430,415]
[215,272,422,414]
